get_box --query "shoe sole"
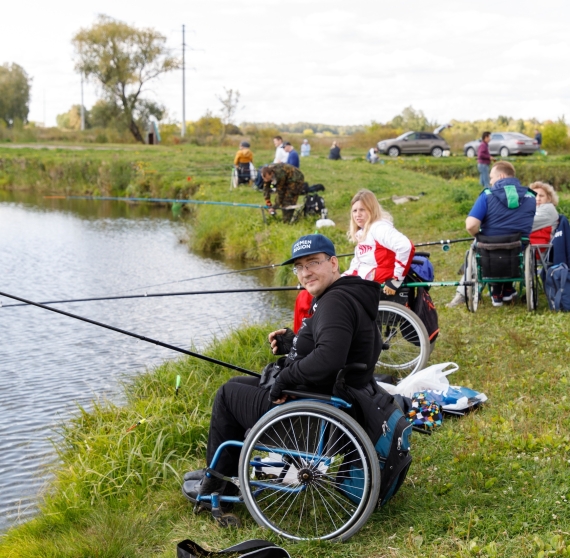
[502,294,517,302]
[492,301,503,307]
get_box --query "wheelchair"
[186,370,381,542]
[464,233,538,312]
[230,163,257,189]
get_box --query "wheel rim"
[375,302,429,376]
[388,147,399,157]
[432,148,442,157]
[466,148,475,157]
[500,148,509,157]
[466,249,479,312]
[239,410,374,541]
[525,247,537,311]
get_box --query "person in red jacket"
[530,181,559,245]
[343,189,414,297]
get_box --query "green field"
[1,146,570,558]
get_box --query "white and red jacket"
[343,220,415,283]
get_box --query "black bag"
[545,263,570,311]
[410,287,440,343]
[177,538,290,558]
[303,194,326,216]
[340,382,413,506]
[476,233,522,279]
[258,357,287,390]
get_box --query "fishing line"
[0,286,304,308]
[0,290,261,378]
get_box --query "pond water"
[0,192,292,532]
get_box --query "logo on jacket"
[357,245,373,256]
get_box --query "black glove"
[269,380,284,402]
[383,278,402,296]
[273,328,295,355]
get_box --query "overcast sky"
[2,0,569,127]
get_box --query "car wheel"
[500,147,509,157]
[465,147,476,158]
[387,146,400,157]
[431,147,443,158]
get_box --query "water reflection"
[0,191,293,532]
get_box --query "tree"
[390,106,431,131]
[0,63,32,127]
[56,105,90,130]
[217,88,240,140]
[72,15,180,143]
[542,118,568,152]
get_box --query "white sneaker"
[446,293,466,308]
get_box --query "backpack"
[410,253,435,282]
[410,287,440,343]
[303,194,326,216]
[338,383,413,507]
[545,263,570,311]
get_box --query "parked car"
[464,132,539,158]
[377,131,450,158]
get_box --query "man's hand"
[383,278,402,296]
[268,329,287,355]
[272,395,288,405]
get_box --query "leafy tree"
[56,105,90,130]
[390,106,431,131]
[0,63,32,127]
[72,15,179,143]
[542,118,569,152]
[217,88,240,140]
[188,111,224,141]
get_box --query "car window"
[405,133,419,140]
[491,134,504,140]
[396,132,414,140]
[419,133,434,140]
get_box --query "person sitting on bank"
[181,234,382,504]
[366,147,379,164]
[283,142,300,168]
[446,161,536,308]
[233,141,254,184]
[529,181,559,246]
[328,141,341,160]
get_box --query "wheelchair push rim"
[375,301,430,376]
[238,401,381,541]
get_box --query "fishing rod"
[0,286,304,309]
[415,237,472,251]
[68,195,266,210]
[0,290,261,378]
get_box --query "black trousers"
[206,376,274,476]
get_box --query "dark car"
[377,131,450,158]
[464,132,539,158]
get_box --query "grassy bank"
[2,146,570,557]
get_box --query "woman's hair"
[530,181,559,205]
[347,189,392,242]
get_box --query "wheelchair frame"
[230,164,258,189]
[190,392,381,541]
[463,238,538,312]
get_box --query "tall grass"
[1,146,570,557]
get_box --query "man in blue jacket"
[447,161,536,307]
[284,142,300,168]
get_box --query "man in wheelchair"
[182,234,381,507]
[447,161,536,308]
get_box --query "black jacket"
[270,276,381,397]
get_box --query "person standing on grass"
[477,131,494,188]
[261,163,305,222]
[273,135,289,164]
[301,138,311,157]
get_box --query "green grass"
[1,147,570,557]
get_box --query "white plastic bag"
[378,362,459,399]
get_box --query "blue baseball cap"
[282,234,336,265]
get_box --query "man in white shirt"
[273,136,289,164]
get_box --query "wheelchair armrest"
[282,390,333,401]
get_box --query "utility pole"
[80,74,85,131]
[181,24,186,138]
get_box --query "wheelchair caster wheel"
[216,513,242,528]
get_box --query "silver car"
[377,131,450,158]
[464,132,539,158]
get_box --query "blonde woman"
[530,181,559,245]
[343,189,415,296]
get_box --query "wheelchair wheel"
[375,301,430,377]
[230,168,239,189]
[465,247,480,312]
[524,244,537,311]
[238,400,380,541]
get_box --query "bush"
[543,120,569,152]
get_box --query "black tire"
[465,247,480,312]
[431,147,443,158]
[500,146,509,158]
[387,146,400,157]
[465,147,476,158]
[376,301,430,377]
[525,244,537,311]
[238,401,380,541]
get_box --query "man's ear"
[330,256,340,272]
